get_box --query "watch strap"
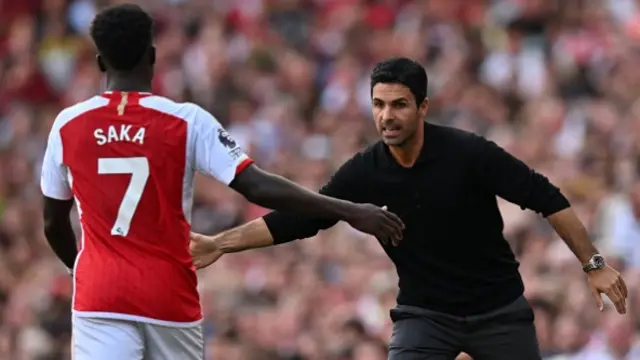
[582,254,605,273]
[582,263,596,272]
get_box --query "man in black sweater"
[190,57,628,360]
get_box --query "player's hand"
[587,265,628,314]
[189,232,224,269]
[345,205,404,246]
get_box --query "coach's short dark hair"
[370,57,428,105]
[90,4,154,71]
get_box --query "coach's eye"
[393,102,407,109]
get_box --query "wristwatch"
[582,254,606,272]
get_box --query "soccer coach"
[190,57,628,360]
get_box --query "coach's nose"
[380,106,395,123]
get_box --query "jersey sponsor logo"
[217,128,237,148]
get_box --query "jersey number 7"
[98,157,149,237]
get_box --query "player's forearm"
[44,219,78,269]
[214,218,275,253]
[43,197,77,270]
[232,166,354,221]
[547,207,599,264]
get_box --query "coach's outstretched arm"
[473,135,628,314]
[190,206,351,268]
[189,193,341,269]
[191,153,392,268]
[189,218,272,268]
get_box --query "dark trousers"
[388,296,541,360]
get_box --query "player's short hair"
[370,57,428,105]
[90,4,154,71]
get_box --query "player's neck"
[106,76,152,93]
[389,129,424,168]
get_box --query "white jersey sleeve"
[41,118,73,200]
[190,105,253,185]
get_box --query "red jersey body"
[40,92,252,326]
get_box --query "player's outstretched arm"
[43,196,77,270]
[192,104,403,244]
[230,164,403,245]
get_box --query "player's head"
[90,4,155,78]
[370,57,428,147]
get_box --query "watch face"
[593,256,605,268]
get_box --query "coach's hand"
[190,233,223,269]
[345,205,404,246]
[587,265,628,314]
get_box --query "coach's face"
[372,83,428,147]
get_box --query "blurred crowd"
[2,0,640,359]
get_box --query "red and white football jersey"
[40,92,253,326]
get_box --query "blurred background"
[1,0,640,359]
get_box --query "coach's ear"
[149,46,156,66]
[96,54,106,73]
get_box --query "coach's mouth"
[382,125,402,138]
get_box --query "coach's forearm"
[232,166,354,220]
[547,207,599,264]
[44,219,78,269]
[213,218,275,253]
